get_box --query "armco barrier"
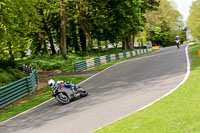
[74,48,152,72]
[0,65,39,109]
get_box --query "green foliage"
[0,0,41,60]
[89,0,159,43]
[17,48,135,72]
[0,60,27,87]
[0,0,160,60]
[187,0,200,41]
[145,0,186,46]
[0,71,15,87]
[0,67,27,87]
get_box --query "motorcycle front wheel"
[55,92,70,104]
[78,89,88,97]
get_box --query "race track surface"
[0,45,188,133]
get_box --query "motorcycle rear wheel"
[55,92,70,104]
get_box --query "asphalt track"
[0,44,188,133]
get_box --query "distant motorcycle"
[51,82,88,104]
[175,40,181,49]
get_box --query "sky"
[169,0,196,23]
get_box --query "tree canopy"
[0,0,186,61]
[144,0,186,46]
[187,0,200,41]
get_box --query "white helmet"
[176,36,179,38]
[48,79,55,88]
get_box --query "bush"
[6,67,27,79]
[0,66,27,87]
[0,71,15,87]
[15,48,136,72]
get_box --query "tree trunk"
[49,30,56,54]
[44,22,56,54]
[76,0,92,51]
[71,20,80,52]
[86,34,92,51]
[78,24,86,51]
[60,0,67,59]
[123,39,128,50]
[127,35,134,49]
[38,9,47,54]
[131,34,135,50]
[122,41,125,50]
[38,32,47,54]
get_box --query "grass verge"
[0,76,88,122]
[94,43,200,133]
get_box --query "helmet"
[66,81,70,84]
[48,79,55,88]
[176,36,179,38]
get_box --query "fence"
[74,48,152,72]
[0,65,39,109]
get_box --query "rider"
[175,36,181,48]
[175,36,181,41]
[48,79,77,91]
[48,79,62,90]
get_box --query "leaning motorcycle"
[51,83,88,104]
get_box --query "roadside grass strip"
[94,43,200,133]
[0,76,88,122]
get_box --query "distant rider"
[175,36,181,41]
[175,36,181,48]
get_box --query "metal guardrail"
[74,48,152,72]
[0,65,39,109]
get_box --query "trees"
[0,0,41,60]
[0,0,162,60]
[187,0,200,41]
[144,0,185,46]
[60,0,67,58]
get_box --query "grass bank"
[94,43,200,133]
[0,76,88,122]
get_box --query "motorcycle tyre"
[176,44,180,49]
[55,92,70,104]
[78,90,88,97]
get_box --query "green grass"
[183,40,195,44]
[0,76,88,122]
[94,43,200,133]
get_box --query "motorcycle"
[175,40,181,49]
[51,82,88,104]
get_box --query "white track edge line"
[91,44,192,132]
